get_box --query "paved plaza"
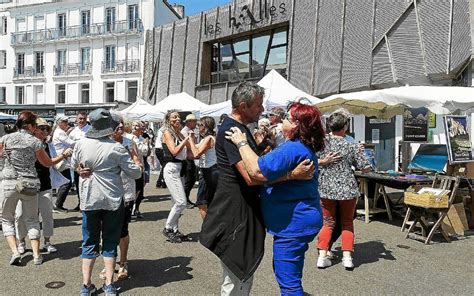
[1,174,473,295]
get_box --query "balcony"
[11,19,143,46]
[54,63,92,77]
[102,60,140,74]
[13,66,44,80]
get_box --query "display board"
[403,107,428,142]
[443,115,473,164]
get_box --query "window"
[34,16,44,31]
[16,53,24,75]
[0,87,6,103]
[128,4,139,30]
[80,47,90,73]
[35,51,44,74]
[0,50,6,69]
[56,49,67,75]
[33,85,43,104]
[57,84,66,103]
[81,10,90,34]
[127,81,138,102]
[16,17,25,32]
[105,82,114,102]
[208,27,288,84]
[57,13,67,37]
[105,45,116,70]
[105,7,116,32]
[16,86,24,104]
[1,16,7,35]
[80,83,90,103]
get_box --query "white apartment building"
[0,0,180,115]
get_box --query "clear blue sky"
[175,0,233,16]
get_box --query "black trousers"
[55,169,73,208]
[74,171,80,200]
[134,174,145,212]
[155,148,166,185]
[184,160,196,200]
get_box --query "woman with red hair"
[225,101,325,296]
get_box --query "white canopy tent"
[200,100,232,117]
[151,92,208,117]
[316,86,474,117]
[120,98,164,121]
[258,70,320,110]
[200,70,320,117]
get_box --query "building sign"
[443,115,473,164]
[403,107,428,142]
[1,109,56,118]
[204,0,287,37]
[369,118,391,124]
[64,109,90,116]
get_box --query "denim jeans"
[273,234,316,296]
[81,202,124,259]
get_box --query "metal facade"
[141,0,472,104]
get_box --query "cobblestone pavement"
[1,174,473,295]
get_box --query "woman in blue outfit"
[225,101,326,295]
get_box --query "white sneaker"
[17,242,26,255]
[317,256,332,269]
[342,256,354,270]
[43,243,57,253]
[33,255,43,265]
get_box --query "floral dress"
[317,135,370,200]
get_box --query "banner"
[403,107,428,142]
[443,115,473,164]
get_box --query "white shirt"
[52,127,76,170]
[154,128,164,149]
[198,136,217,168]
[69,124,91,142]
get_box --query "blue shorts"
[81,202,125,259]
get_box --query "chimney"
[171,3,185,18]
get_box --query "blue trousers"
[273,234,316,296]
[81,203,124,259]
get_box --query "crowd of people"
[0,81,372,296]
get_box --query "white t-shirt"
[155,128,164,149]
[198,136,217,168]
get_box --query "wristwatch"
[237,140,248,148]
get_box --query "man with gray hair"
[200,82,313,295]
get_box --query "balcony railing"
[53,63,92,76]
[11,19,143,46]
[13,66,44,79]
[102,59,140,74]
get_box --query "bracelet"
[237,140,248,148]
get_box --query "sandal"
[117,262,129,280]
[98,268,106,280]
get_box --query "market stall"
[315,86,474,236]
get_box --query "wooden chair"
[405,174,461,244]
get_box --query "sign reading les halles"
[204,1,287,37]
